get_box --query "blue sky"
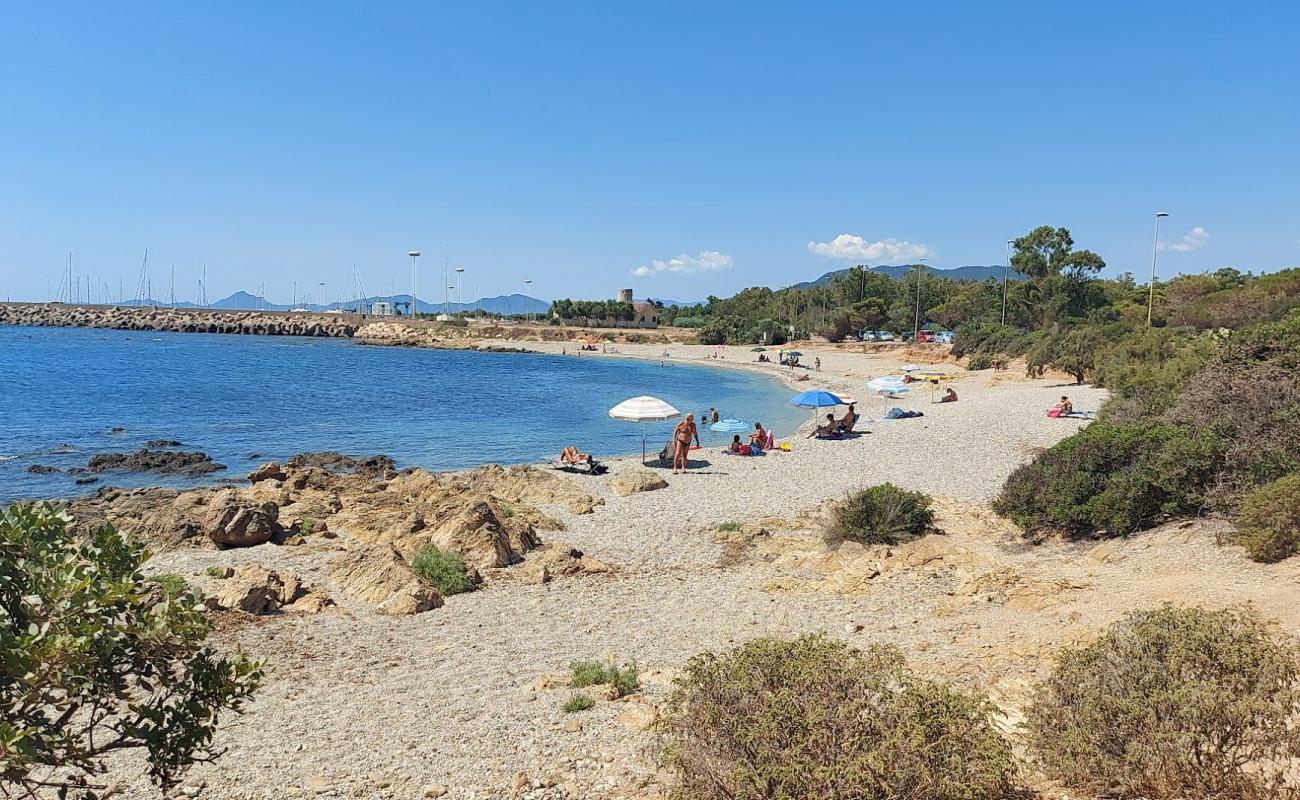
[2,2,1297,304]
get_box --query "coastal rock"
[0,303,360,338]
[27,464,59,474]
[247,461,287,483]
[328,545,443,615]
[449,464,603,517]
[68,486,209,548]
[87,447,226,476]
[208,563,328,614]
[516,541,615,584]
[203,490,283,548]
[143,439,182,448]
[608,471,668,497]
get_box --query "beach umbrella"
[709,418,750,434]
[837,395,857,405]
[788,351,804,357]
[750,347,766,352]
[899,364,922,372]
[867,376,910,416]
[791,389,842,429]
[609,395,680,463]
[910,370,952,381]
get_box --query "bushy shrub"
[966,353,993,371]
[659,635,1016,800]
[995,422,1223,538]
[829,483,934,545]
[570,659,639,697]
[410,545,475,595]
[1026,604,1300,799]
[562,692,595,713]
[1232,473,1300,562]
[148,572,189,599]
[1,503,261,794]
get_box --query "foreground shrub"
[1026,604,1300,799]
[1,503,262,795]
[994,422,1222,538]
[829,483,934,545]
[562,692,594,713]
[570,659,639,698]
[410,545,475,595]
[966,353,994,371]
[659,635,1016,800]
[1232,473,1300,562]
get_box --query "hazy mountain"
[647,297,705,308]
[795,264,1025,289]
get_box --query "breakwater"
[0,302,363,338]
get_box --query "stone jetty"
[0,302,363,338]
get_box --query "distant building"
[617,288,634,303]
[632,301,659,326]
[370,300,395,317]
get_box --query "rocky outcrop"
[0,302,361,338]
[203,490,283,547]
[207,564,332,615]
[87,447,225,476]
[514,541,615,585]
[449,464,603,517]
[608,470,668,497]
[69,486,211,548]
[328,545,442,615]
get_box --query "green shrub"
[562,692,595,713]
[1232,473,1300,562]
[966,353,993,371]
[410,545,476,596]
[570,659,639,698]
[995,422,1223,538]
[715,521,741,532]
[1026,604,1300,799]
[297,517,316,536]
[148,572,189,599]
[0,503,261,794]
[660,635,1016,800]
[829,483,934,545]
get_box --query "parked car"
[875,330,895,341]
[934,331,955,344]
[859,330,878,342]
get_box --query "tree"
[1,504,262,797]
[1011,226,1107,323]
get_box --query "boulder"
[203,490,283,548]
[517,541,615,584]
[87,447,225,476]
[617,701,660,732]
[328,545,442,615]
[208,564,328,614]
[247,461,287,483]
[608,471,668,497]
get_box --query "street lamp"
[523,279,533,323]
[408,251,421,318]
[1148,212,1169,326]
[1003,239,1014,326]
[318,282,325,310]
[455,267,465,316]
[913,258,928,342]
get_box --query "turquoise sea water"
[0,325,807,502]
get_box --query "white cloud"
[1158,226,1211,253]
[806,234,935,263]
[631,250,734,278]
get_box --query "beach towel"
[1046,408,1063,418]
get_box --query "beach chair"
[553,450,607,475]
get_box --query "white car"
[875,331,895,341]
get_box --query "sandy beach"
[107,343,1144,800]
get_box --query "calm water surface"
[0,326,806,501]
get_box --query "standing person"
[814,356,821,372]
[710,408,719,423]
[672,413,701,475]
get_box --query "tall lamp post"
[1003,239,1014,326]
[523,279,533,323]
[318,282,325,310]
[913,258,928,341]
[408,250,421,318]
[1148,212,1169,326]
[455,267,465,316]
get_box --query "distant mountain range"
[794,264,1025,289]
[120,291,551,316]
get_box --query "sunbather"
[749,422,767,447]
[837,404,857,433]
[560,445,592,465]
[729,434,747,454]
[810,413,838,438]
[940,387,958,403]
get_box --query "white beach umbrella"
[899,363,922,372]
[867,376,910,417]
[609,395,681,463]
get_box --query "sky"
[2,2,1298,305]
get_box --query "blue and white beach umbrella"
[709,418,751,434]
[867,376,910,416]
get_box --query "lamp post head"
[408,251,421,257]
[455,267,464,273]
[1155,212,1169,218]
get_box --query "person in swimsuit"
[672,413,701,474]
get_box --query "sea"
[0,325,808,502]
